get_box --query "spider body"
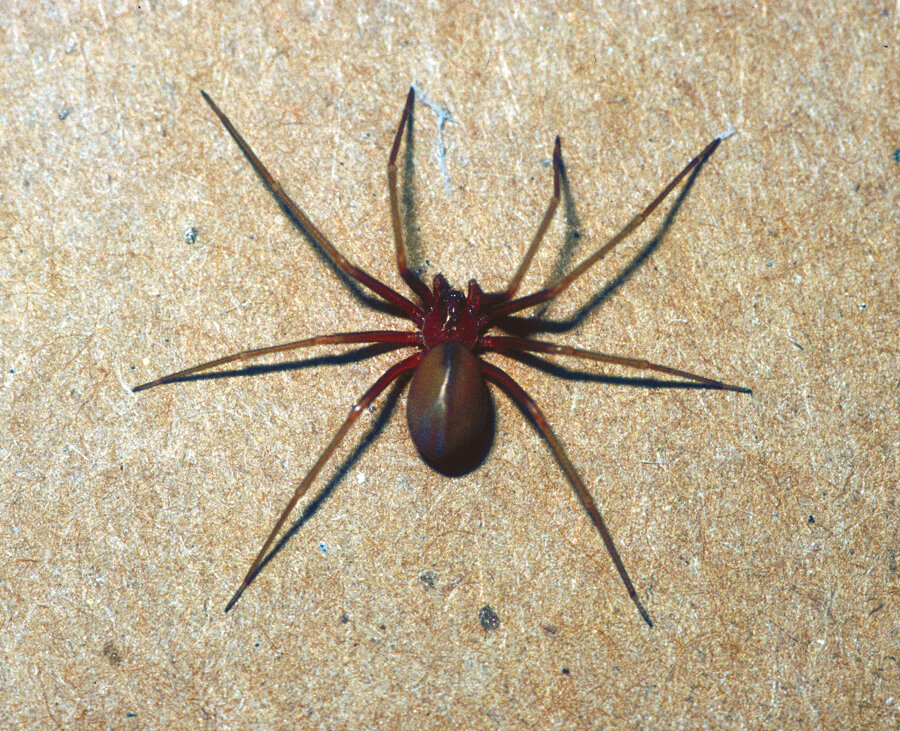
[407,275,494,474]
[135,88,749,626]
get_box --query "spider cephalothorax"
[135,88,748,626]
[419,275,488,351]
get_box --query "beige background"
[1,2,897,728]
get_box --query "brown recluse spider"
[134,88,750,627]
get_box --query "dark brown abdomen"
[406,342,493,476]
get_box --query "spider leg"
[200,91,422,323]
[388,88,431,302]
[482,336,750,394]
[490,135,726,318]
[500,137,562,301]
[225,352,423,612]
[481,360,654,628]
[133,330,420,392]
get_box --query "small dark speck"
[164,338,170,343]
[130,365,135,370]
[102,640,123,666]
[419,571,437,589]
[542,624,558,635]
[340,613,350,624]
[893,149,900,163]
[184,226,199,245]
[379,624,386,631]
[9,369,14,374]
[479,605,500,630]
[562,667,570,676]
[808,515,815,524]
[791,340,804,351]
[126,712,137,718]
[58,108,71,121]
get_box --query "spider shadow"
[499,350,739,392]
[499,142,717,339]
[534,148,582,320]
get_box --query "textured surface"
[1,2,897,728]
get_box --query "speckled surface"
[1,3,897,727]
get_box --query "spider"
[134,88,749,627]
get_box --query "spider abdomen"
[406,341,493,476]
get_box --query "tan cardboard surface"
[1,2,897,728]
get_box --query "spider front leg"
[388,88,431,303]
[200,90,422,322]
[481,360,654,628]
[491,135,726,318]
